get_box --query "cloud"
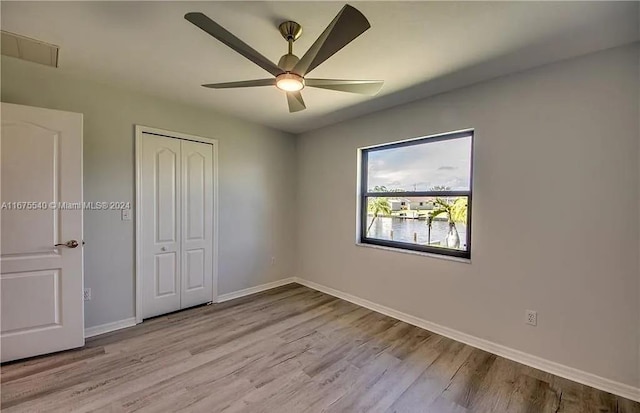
[367,136,471,191]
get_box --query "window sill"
[355,242,472,264]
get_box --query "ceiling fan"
[184,4,383,113]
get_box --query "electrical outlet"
[83,288,91,301]
[271,256,276,265]
[526,310,537,326]
[121,209,132,221]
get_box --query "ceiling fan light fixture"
[186,5,379,112]
[276,73,304,92]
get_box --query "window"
[359,130,473,259]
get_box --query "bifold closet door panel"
[180,140,214,308]
[140,133,182,318]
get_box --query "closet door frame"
[134,125,219,324]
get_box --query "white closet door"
[180,140,214,308]
[140,133,182,319]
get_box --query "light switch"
[121,209,132,221]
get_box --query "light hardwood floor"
[1,283,638,412]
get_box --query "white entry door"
[1,103,84,362]
[139,132,214,319]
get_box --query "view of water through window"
[367,216,468,250]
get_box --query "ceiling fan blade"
[292,5,370,76]
[305,79,383,95]
[185,12,283,77]
[286,91,306,112]
[202,79,276,89]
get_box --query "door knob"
[55,240,79,248]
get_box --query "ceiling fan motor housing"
[278,53,300,72]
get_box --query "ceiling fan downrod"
[278,21,302,70]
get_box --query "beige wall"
[1,56,298,328]
[296,44,640,387]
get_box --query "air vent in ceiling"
[1,30,59,67]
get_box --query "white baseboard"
[293,277,640,402]
[217,277,296,303]
[84,317,137,339]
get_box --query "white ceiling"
[2,1,638,133]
